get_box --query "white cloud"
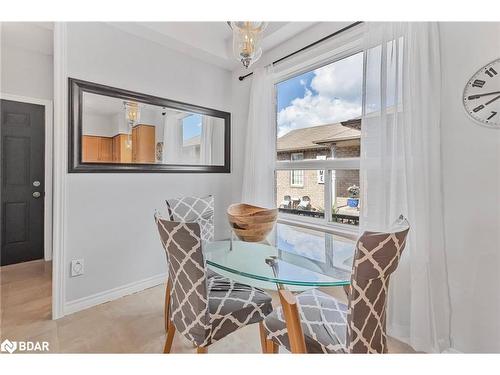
[277,52,363,137]
[277,90,361,137]
[310,53,363,102]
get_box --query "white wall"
[63,23,236,304]
[0,23,53,100]
[82,112,116,137]
[439,22,500,353]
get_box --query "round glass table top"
[204,223,356,288]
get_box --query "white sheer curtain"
[360,22,452,352]
[162,115,183,164]
[200,116,214,165]
[241,65,276,208]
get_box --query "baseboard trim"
[64,273,167,316]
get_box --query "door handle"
[32,191,41,198]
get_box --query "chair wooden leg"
[163,323,176,353]
[266,339,279,353]
[278,289,307,354]
[197,346,208,354]
[164,279,172,332]
[259,321,279,353]
[259,321,267,353]
[343,284,351,298]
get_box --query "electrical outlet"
[71,259,84,277]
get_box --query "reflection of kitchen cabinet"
[83,125,155,164]
[99,137,112,161]
[132,124,155,163]
[112,133,132,163]
[82,136,99,162]
[82,135,113,162]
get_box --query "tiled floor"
[0,260,415,353]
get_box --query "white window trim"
[290,172,304,187]
[290,152,304,187]
[277,157,360,171]
[273,25,365,85]
[278,212,359,240]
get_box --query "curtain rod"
[238,21,364,81]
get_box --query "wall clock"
[463,58,500,129]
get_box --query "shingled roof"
[277,119,361,152]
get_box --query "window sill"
[277,213,360,241]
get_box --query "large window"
[275,52,363,228]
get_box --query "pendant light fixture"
[229,22,268,69]
[124,101,140,149]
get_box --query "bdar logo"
[0,339,49,353]
[1,339,17,354]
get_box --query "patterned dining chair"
[155,216,273,353]
[166,195,214,243]
[261,216,410,354]
[160,195,220,336]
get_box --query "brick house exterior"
[276,119,361,213]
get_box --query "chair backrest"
[155,216,210,347]
[165,195,214,243]
[346,217,410,353]
[301,196,311,202]
[284,195,291,201]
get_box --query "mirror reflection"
[81,92,225,166]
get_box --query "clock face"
[463,58,500,128]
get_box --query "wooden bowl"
[227,203,278,242]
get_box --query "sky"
[182,113,202,141]
[276,52,363,137]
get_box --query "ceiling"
[108,22,317,70]
[1,22,321,70]
[83,91,185,118]
[1,22,54,55]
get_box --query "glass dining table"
[204,223,356,291]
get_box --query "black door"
[1,100,45,266]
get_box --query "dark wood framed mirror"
[68,78,231,173]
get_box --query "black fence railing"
[331,213,359,226]
[278,207,324,218]
[278,208,359,226]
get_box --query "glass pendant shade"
[230,22,267,69]
[124,101,140,125]
[124,101,139,149]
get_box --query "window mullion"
[324,170,332,224]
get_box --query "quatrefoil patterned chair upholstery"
[155,217,273,353]
[166,195,215,244]
[262,217,410,354]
